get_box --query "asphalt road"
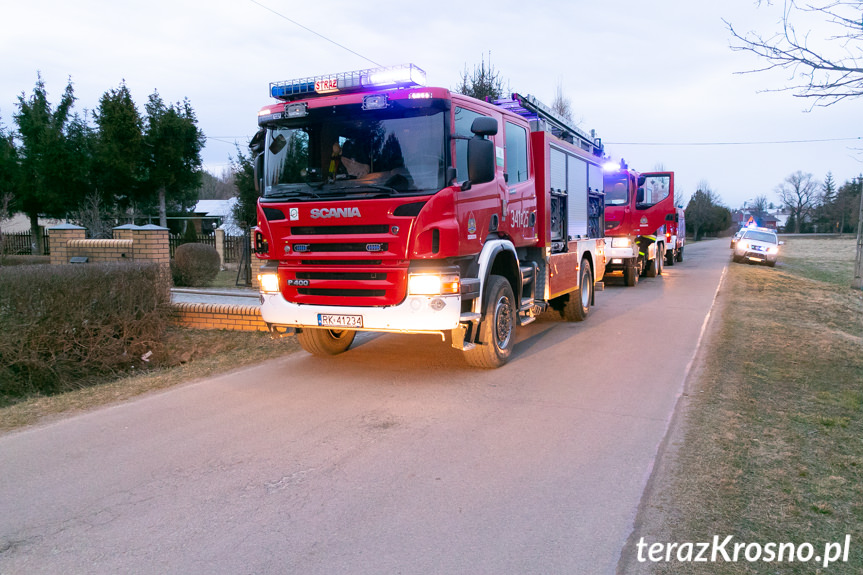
[0,240,729,575]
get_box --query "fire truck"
[602,162,676,286]
[252,64,607,368]
[663,207,685,266]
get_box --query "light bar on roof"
[270,64,427,101]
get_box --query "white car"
[732,229,781,267]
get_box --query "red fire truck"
[602,162,676,286]
[663,207,685,266]
[252,64,607,367]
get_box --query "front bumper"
[605,244,638,271]
[735,248,777,264]
[260,292,463,334]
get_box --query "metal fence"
[1,231,51,256]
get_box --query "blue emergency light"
[270,64,426,101]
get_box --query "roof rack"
[493,93,602,156]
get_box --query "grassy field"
[625,236,863,574]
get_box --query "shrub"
[171,243,221,287]
[0,262,172,399]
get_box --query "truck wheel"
[464,275,515,368]
[297,328,356,356]
[676,246,684,262]
[666,250,675,266]
[624,264,639,287]
[646,255,660,278]
[563,259,592,322]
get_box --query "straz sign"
[315,78,338,94]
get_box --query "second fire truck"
[602,162,676,286]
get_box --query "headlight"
[739,241,749,250]
[767,246,778,254]
[258,273,280,293]
[408,273,460,296]
[611,237,632,248]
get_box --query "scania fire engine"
[602,162,676,286]
[252,64,607,367]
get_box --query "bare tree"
[725,0,863,107]
[776,171,820,232]
[551,81,574,123]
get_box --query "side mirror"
[250,129,265,155]
[467,137,495,185]
[254,153,264,194]
[665,213,675,221]
[636,187,645,204]
[471,116,498,137]
[779,240,785,245]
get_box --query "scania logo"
[310,207,361,219]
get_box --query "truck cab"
[602,163,675,286]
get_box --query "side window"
[454,106,486,182]
[640,175,671,206]
[505,121,529,183]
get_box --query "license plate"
[318,314,363,328]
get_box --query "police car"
[731,227,782,267]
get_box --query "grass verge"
[0,327,299,434]
[624,237,863,574]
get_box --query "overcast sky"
[3,0,861,209]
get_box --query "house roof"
[193,198,238,217]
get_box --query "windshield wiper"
[326,184,401,197]
[264,184,322,200]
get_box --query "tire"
[464,275,516,368]
[646,254,660,278]
[624,263,639,287]
[676,246,683,262]
[563,259,592,322]
[666,250,675,266]
[766,260,776,268]
[297,328,356,356]
[732,254,742,263]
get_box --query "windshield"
[743,231,777,244]
[261,104,447,199]
[603,172,628,206]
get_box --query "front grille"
[296,243,388,253]
[300,260,383,265]
[296,272,386,281]
[298,288,386,297]
[291,225,389,235]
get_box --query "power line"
[247,0,382,67]
[605,137,861,146]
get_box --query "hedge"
[0,262,172,399]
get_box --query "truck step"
[594,281,604,291]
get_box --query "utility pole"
[853,177,863,290]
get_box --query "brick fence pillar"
[113,224,137,241]
[48,224,86,265]
[215,228,226,269]
[131,225,170,268]
[250,233,263,290]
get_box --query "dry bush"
[171,243,221,287]
[0,262,172,400]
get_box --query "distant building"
[188,198,242,236]
[732,209,780,230]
